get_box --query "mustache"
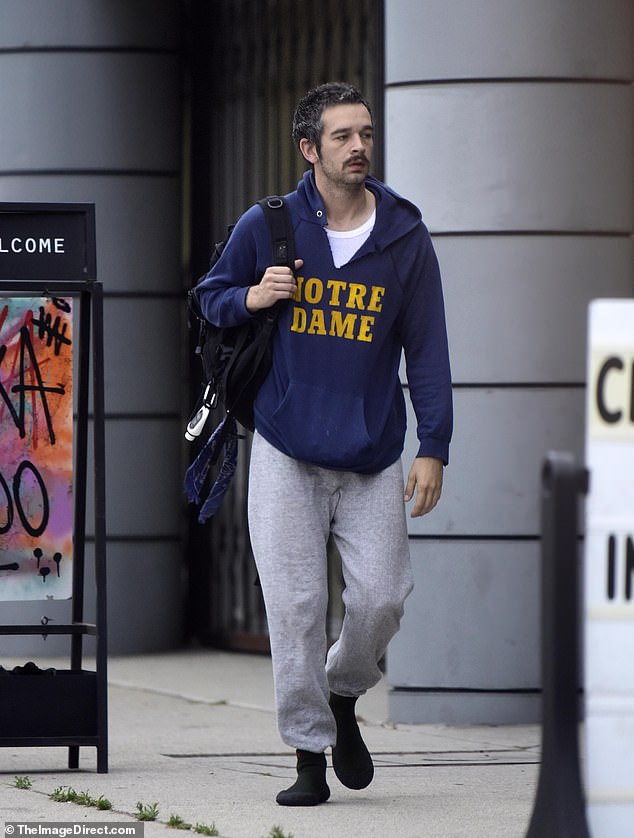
[346,155,369,165]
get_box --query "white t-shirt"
[326,210,376,268]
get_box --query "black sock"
[276,749,330,806]
[329,692,374,789]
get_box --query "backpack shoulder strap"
[258,196,296,269]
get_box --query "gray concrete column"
[385,0,633,722]
[0,1,184,654]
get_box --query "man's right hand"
[246,259,303,312]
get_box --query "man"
[195,82,452,806]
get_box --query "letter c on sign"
[596,356,624,424]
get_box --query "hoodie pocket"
[269,380,373,468]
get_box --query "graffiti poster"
[0,296,73,600]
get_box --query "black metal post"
[526,451,591,837]
[68,287,91,770]
[92,281,108,774]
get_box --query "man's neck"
[317,179,375,232]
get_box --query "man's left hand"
[404,457,444,518]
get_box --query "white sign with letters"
[584,299,634,837]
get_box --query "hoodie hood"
[292,170,422,254]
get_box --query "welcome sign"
[0,296,74,600]
[0,204,95,281]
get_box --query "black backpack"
[185,196,295,438]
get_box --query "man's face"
[306,103,374,188]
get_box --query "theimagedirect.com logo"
[4,826,142,837]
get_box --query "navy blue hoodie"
[195,171,453,472]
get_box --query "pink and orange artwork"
[0,297,73,600]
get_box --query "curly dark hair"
[291,82,373,154]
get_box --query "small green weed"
[48,787,112,810]
[14,776,32,790]
[193,824,219,837]
[266,828,294,838]
[50,786,77,802]
[134,801,160,821]
[95,794,113,810]
[168,814,192,830]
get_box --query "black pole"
[526,452,591,837]
[92,280,109,774]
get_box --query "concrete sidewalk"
[0,649,540,838]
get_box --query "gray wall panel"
[84,541,184,654]
[0,0,181,49]
[386,0,633,83]
[103,419,181,538]
[388,690,540,725]
[436,235,633,384]
[0,175,181,293]
[387,540,540,689]
[386,84,633,233]
[403,388,586,537]
[104,299,183,414]
[84,419,182,539]
[0,53,181,171]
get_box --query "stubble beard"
[319,157,370,195]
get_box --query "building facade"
[0,0,632,724]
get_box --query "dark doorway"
[184,0,384,651]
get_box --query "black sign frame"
[0,202,96,281]
[0,202,107,773]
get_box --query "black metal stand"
[0,279,108,773]
[525,452,590,837]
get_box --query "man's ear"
[299,138,319,165]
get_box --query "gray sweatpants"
[248,432,414,753]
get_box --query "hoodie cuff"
[416,439,449,467]
[240,285,256,318]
